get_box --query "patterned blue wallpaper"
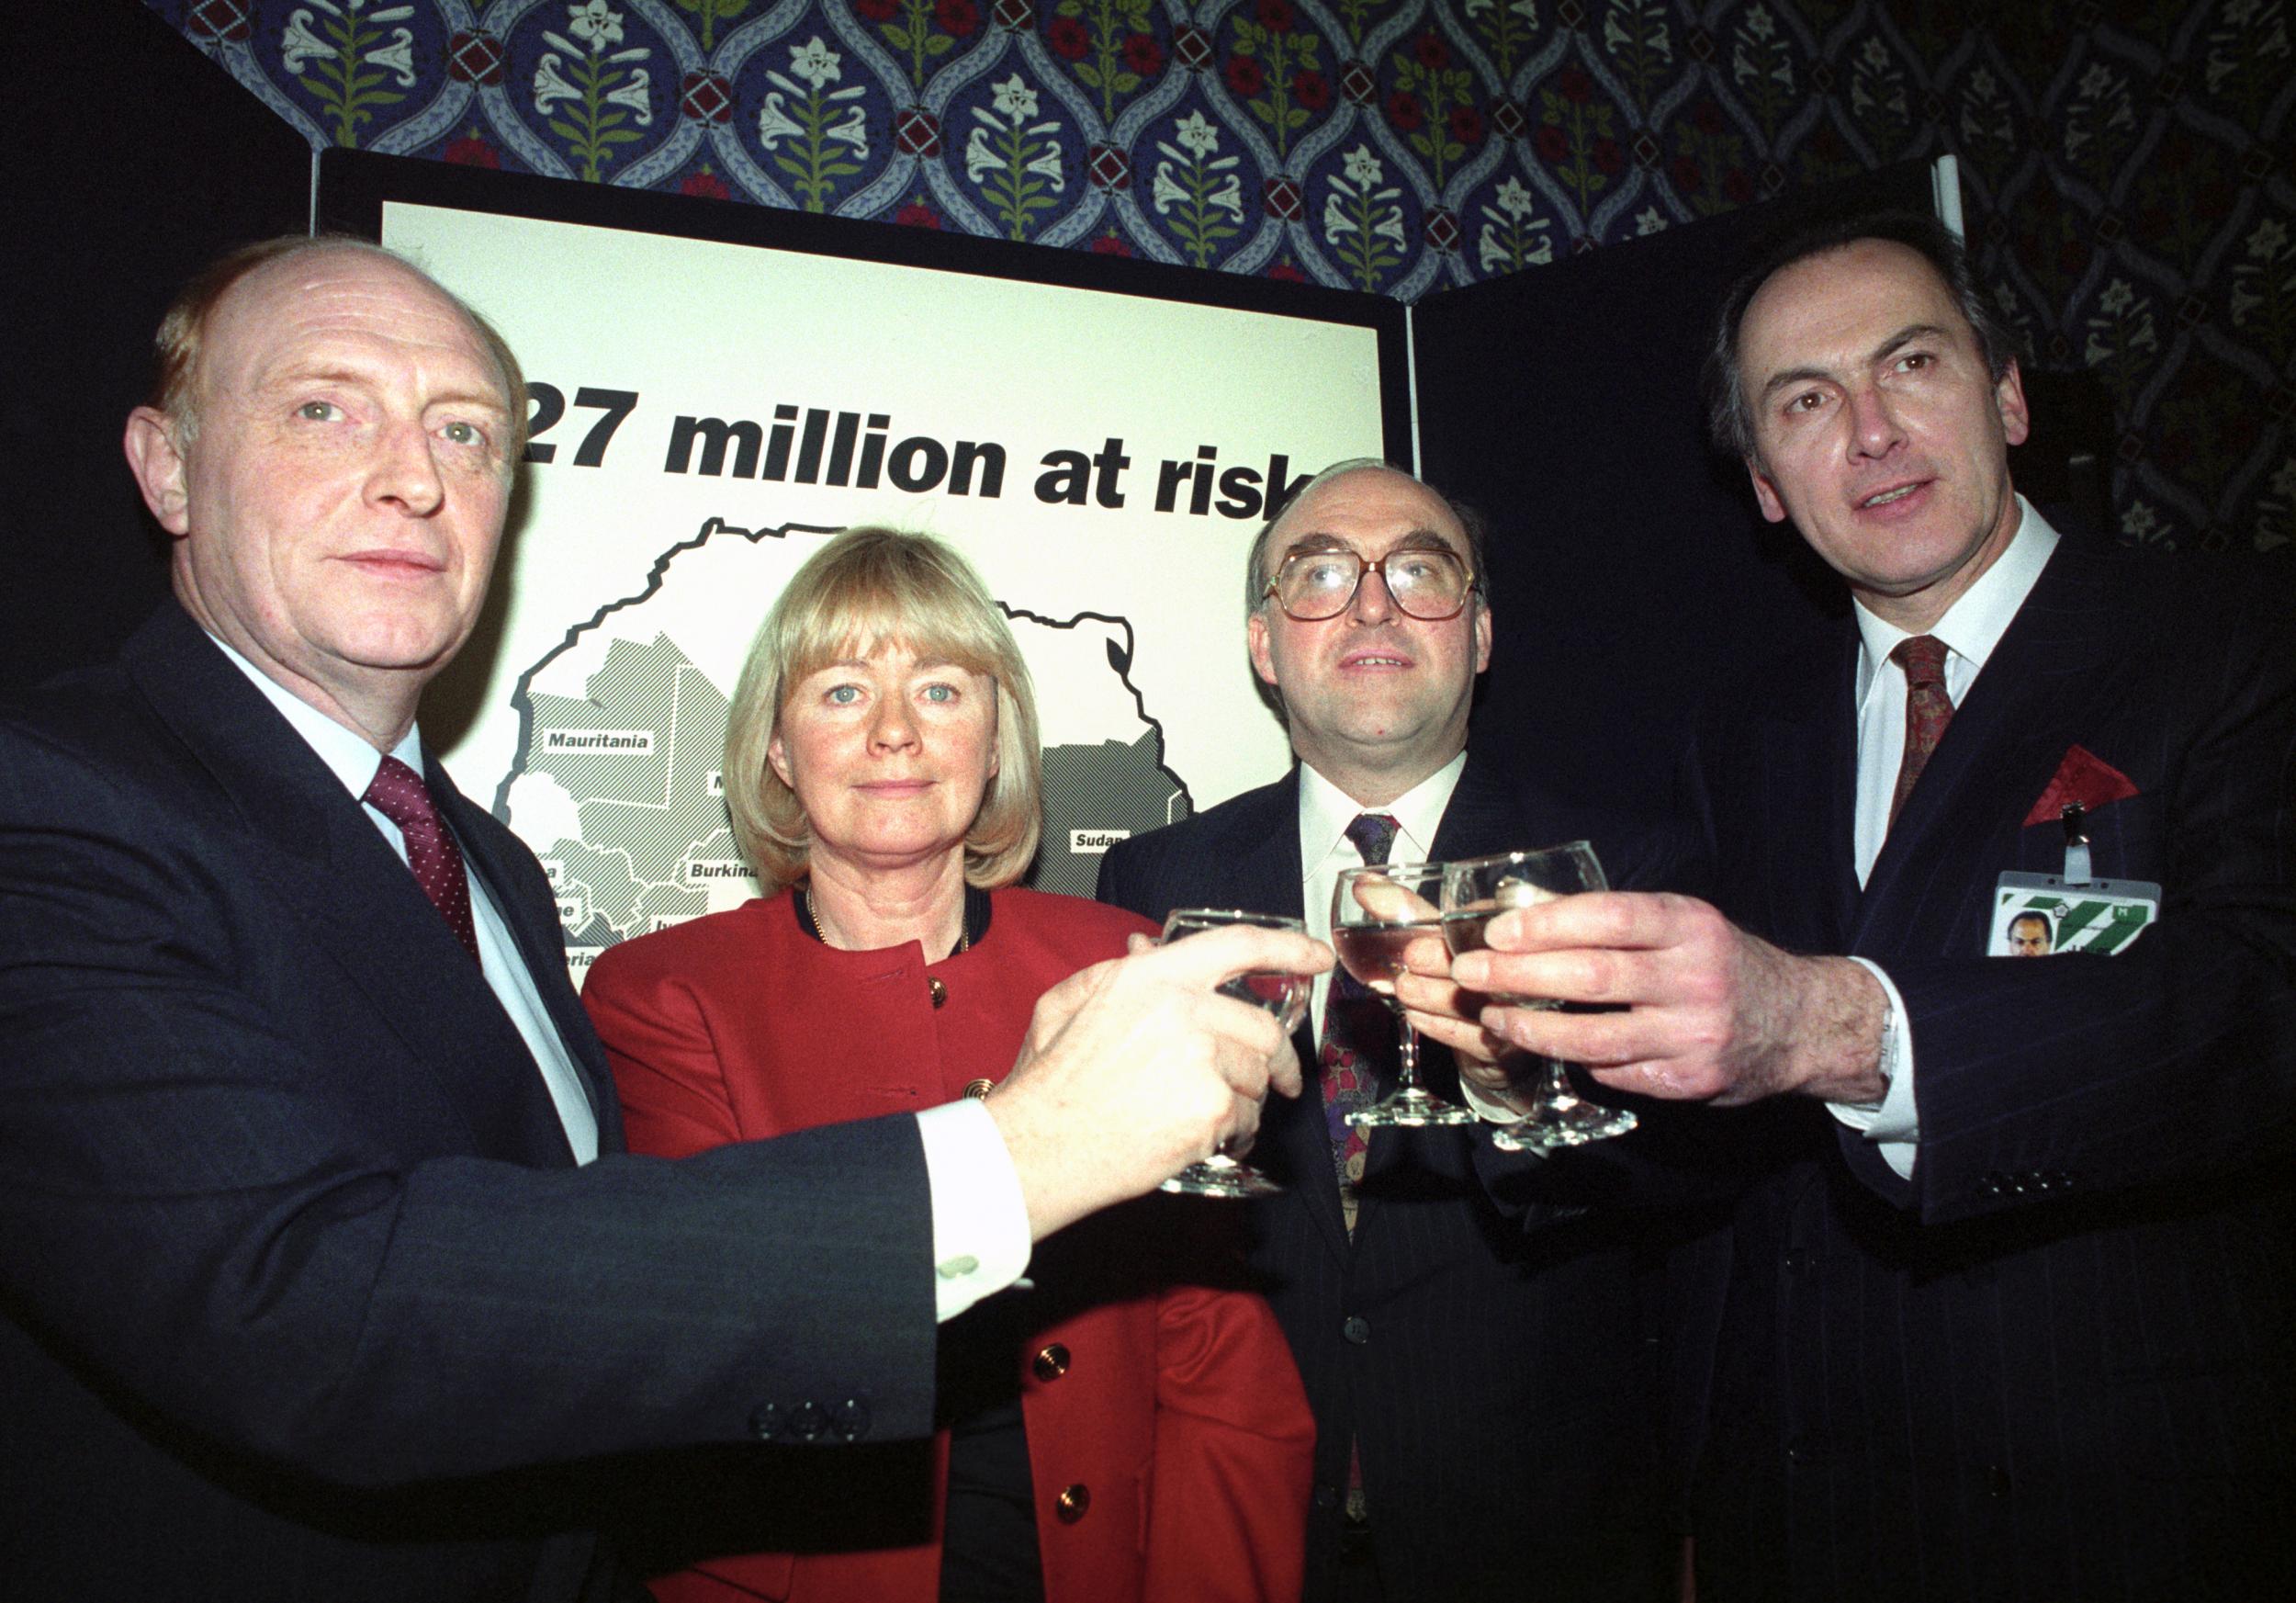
[149,0,2296,553]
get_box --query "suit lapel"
[1853,543,2111,954]
[1748,632,1862,953]
[1223,773,1355,1264]
[125,613,580,1166]
[1221,773,1311,924]
[433,761,619,1152]
[1426,751,1520,864]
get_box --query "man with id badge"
[1448,207,2296,1599]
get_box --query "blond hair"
[725,527,1042,893]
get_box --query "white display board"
[377,198,1391,973]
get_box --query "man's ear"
[124,409,191,536]
[1995,358,2032,448]
[1246,608,1279,688]
[1471,597,1492,674]
[1745,457,1788,525]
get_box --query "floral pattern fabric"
[152,0,2296,554]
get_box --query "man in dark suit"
[1099,460,1669,1601]
[0,237,1319,1600]
[1452,210,2296,1598]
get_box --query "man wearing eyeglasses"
[1098,459,1671,1602]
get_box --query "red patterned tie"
[1889,635,1953,830]
[364,755,481,964]
[1322,812,1400,1236]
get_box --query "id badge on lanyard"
[1989,803,2160,957]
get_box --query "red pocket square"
[2024,744,2140,827]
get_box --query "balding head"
[146,236,525,455]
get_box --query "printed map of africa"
[489,519,1188,982]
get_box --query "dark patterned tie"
[1323,811,1401,1530]
[365,755,481,964]
[1322,812,1400,1236]
[1889,635,1953,831]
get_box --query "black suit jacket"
[1679,537,2296,1601]
[0,608,939,1601]
[1099,751,1672,1602]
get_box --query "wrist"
[983,1086,1087,1242]
[1789,955,1890,1104]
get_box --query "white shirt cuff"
[1458,1065,1536,1125]
[1829,957,1919,1180]
[916,1099,1033,1322]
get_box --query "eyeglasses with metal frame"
[1263,545,1478,622]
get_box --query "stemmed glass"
[1330,864,1479,1129]
[1154,908,1308,1198]
[1441,843,1638,1153]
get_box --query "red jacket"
[583,886,1313,1603]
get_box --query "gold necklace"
[797,885,971,959]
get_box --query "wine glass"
[1330,864,1479,1129]
[1154,909,1306,1198]
[1441,843,1638,1153]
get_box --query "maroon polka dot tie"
[1889,634,1954,831]
[364,755,481,965]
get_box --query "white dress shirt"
[1298,752,1467,1047]
[208,636,1026,1319]
[1829,498,2060,1177]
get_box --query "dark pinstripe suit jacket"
[1099,751,1673,1603]
[0,607,938,1601]
[1677,538,2296,1601]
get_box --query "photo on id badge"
[1989,871,2161,957]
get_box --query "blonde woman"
[583,528,1311,1603]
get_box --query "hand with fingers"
[989,922,1330,1238]
[1391,944,1541,1118]
[1446,890,1890,1108]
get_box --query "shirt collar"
[1853,494,2060,695]
[1297,749,1467,876]
[204,632,423,798]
